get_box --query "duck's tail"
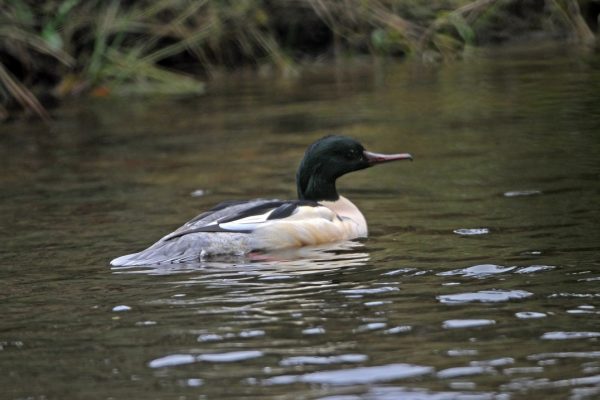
[110,232,253,266]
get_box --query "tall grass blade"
[0,62,50,123]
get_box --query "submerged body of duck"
[110,135,412,266]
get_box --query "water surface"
[1,43,599,399]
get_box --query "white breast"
[251,196,368,250]
[320,196,368,236]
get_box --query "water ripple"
[148,354,196,368]
[453,228,490,236]
[263,363,434,385]
[541,331,600,340]
[438,264,515,277]
[443,319,496,329]
[447,349,479,357]
[355,322,387,332]
[504,366,544,375]
[338,286,399,296]
[438,290,533,304]
[438,264,556,277]
[515,265,556,274]
[318,386,507,400]
[148,350,263,368]
[384,325,413,334]
[302,327,326,335]
[382,268,416,276]
[528,351,600,360]
[437,366,495,379]
[471,357,514,367]
[279,354,367,366]
[501,374,600,391]
[197,350,264,362]
[504,190,542,197]
[515,311,547,319]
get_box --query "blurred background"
[1,0,599,121]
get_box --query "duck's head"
[296,135,413,201]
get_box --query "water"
[1,42,599,399]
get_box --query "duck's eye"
[345,150,358,160]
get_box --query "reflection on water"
[112,241,369,276]
[1,42,600,399]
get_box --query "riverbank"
[1,0,598,122]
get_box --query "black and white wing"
[162,199,320,240]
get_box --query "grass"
[0,0,597,122]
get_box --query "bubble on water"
[438,264,515,277]
[503,190,542,197]
[453,228,489,236]
[263,363,433,385]
[443,319,496,329]
[438,289,533,304]
[279,354,367,366]
[515,311,547,319]
[541,331,600,340]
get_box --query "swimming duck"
[110,135,412,266]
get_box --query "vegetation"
[1,0,597,122]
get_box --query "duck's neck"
[296,171,339,201]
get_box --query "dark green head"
[296,135,412,201]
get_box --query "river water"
[1,42,599,399]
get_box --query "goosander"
[110,135,412,266]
